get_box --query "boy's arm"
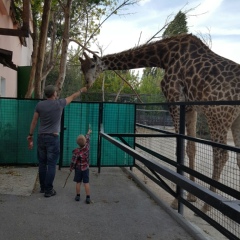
[85,129,92,143]
[87,129,92,135]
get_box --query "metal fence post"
[59,108,65,170]
[177,104,185,214]
[97,103,103,173]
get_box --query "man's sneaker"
[86,197,91,204]
[44,189,56,198]
[75,195,80,201]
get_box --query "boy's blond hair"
[76,135,86,148]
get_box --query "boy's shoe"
[75,195,80,201]
[86,197,91,204]
[44,189,56,198]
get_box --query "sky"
[91,0,240,67]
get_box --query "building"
[0,0,33,97]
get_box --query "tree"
[25,0,119,98]
[162,11,188,38]
[34,0,53,98]
[24,0,42,98]
[54,0,73,95]
[138,68,165,102]
[54,0,140,101]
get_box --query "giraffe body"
[79,34,240,212]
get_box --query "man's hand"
[27,135,33,141]
[27,136,33,149]
[80,87,87,93]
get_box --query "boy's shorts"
[73,168,89,183]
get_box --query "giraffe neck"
[100,34,219,72]
[101,42,168,70]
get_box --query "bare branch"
[195,28,212,49]
[113,70,143,103]
[42,62,55,80]
[85,0,139,46]
[146,13,175,43]
[137,31,142,46]
[69,38,99,56]
[114,81,124,102]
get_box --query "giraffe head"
[79,52,103,88]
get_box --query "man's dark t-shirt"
[35,99,67,134]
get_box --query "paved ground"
[0,166,38,196]
[0,166,209,240]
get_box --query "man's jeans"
[37,134,60,192]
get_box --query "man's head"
[76,135,86,148]
[44,85,57,98]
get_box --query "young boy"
[70,128,92,203]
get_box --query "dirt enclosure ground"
[134,126,238,240]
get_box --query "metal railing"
[100,101,240,240]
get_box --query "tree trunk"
[114,80,124,102]
[55,0,73,96]
[24,14,39,98]
[40,11,57,98]
[34,0,52,98]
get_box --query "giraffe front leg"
[171,140,197,209]
[201,146,228,213]
[231,114,240,170]
[186,140,197,202]
[170,107,197,209]
[185,109,197,202]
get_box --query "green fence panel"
[62,102,99,167]
[0,99,38,164]
[0,99,135,167]
[0,99,18,164]
[17,99,39,164]
[101,103,135,166]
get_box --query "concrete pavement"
[0,167,209,240]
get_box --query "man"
[27,85,87,197]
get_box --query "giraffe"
[79,34,240,213]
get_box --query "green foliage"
[88,70,139,94]
[138,67,165,102]
[68,0,118,43]
[163,11,188,38]
[31,0,44,29]
[62,64,84,97]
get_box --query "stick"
[63,171,72,188]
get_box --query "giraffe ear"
[83,52,90,60]
[93,55,98,61]
[79,56,84,63]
